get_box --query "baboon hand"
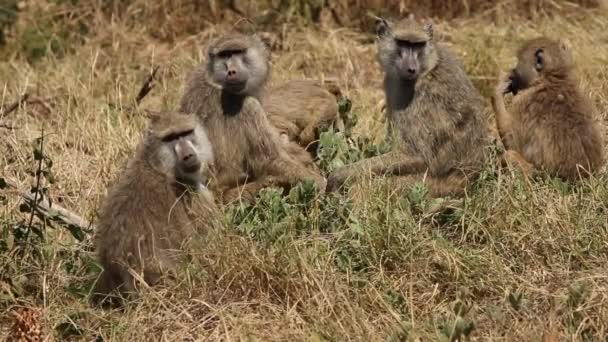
[315,176,328,194]
[495,72,511,96]
[326,168,349,192]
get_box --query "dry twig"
[2,179,94,232]
[135,65,160,105]
[0,121,18,130]
[0,93,30,117]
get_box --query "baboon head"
[144,110,214,187]
[376,17,439,80]
[507,37,574,95]
[207,33,270,95]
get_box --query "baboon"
[179,33,326,204]
[327,18,491,197]
[492,37,604,180]
[93,110,219,302]
[262,79,343,149]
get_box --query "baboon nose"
[227,69,237,79]
[183,153,193,161]
[408,68,416,74]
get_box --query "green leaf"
[338,96,352,115]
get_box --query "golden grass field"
[2,1,608,340]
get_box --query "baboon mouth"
[181,162,202,174]
[225,80,247,92]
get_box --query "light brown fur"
[328,18,491,197]
[179,33,326,204]
[492,37,604,181]
[262,79,342,149]
[93,111,219,304]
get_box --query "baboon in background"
[492,37,604,180]
[262,79,343,149]
[327,18,491,197]
[179,33,326,204]
[93,110,219,303]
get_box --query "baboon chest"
[203,97,263,184]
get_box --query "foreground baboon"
[327,18,491,197]
[93,110,218,302]
[492,37,604,180]
[262,79,342,149]
[179,33,326,203]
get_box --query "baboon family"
[93,18,605,300]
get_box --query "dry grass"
[2,1,608,341]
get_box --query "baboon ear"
[144,109,162,122]
[558,38,572,54]
[423,22,434,40]
[375,17,391,38]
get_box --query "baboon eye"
[534,49,544,71]
[217,49,245,58]
[162,129,194,142]
[395,40,426,49]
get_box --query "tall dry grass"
[1,1,608,341]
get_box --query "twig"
[2,179,94,232]
[21,189,94,232]
[27,96,54,115]
[0,93,30,117]
[135,65,160,105]
[26,128,45,237]
[227,0,244,16]
[0,121,18,130]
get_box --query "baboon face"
[508,37,574,95]
[376,18,438,80]
[146,111,213,186]
[207,34,270,95]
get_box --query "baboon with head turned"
[262,79,343,149]
[93,110,219,304]
[492,37,604,180]
[180,33,326,204]
[327,18,491,197]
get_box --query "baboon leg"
[299,123,317,147]
[222,176,283,204]
[269,115,300,142]
[384,172,468,198]
[283,141,317,170]
[492,77,515,149]
[502,149,536,178]
[327,150,426,191]
[253,112,327,192]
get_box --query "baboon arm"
[349,150,426,176]
[269,115,299,140]
[327,150,426,191]
[492,91,514,149]
[299,124,317,147]
[502,149,536,178]
[250,113,326,190]
[222,176,281,204]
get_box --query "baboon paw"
[326,173,346,192]
[495,72,512,96]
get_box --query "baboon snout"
[227,68,237,79]
[175,140,197,164]
[399,54,420,79]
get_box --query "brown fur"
[179,34,326,204]
[93,111,219,304]
[262,79,342,149]
[328,18,491,197]
[492,37,604,181]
